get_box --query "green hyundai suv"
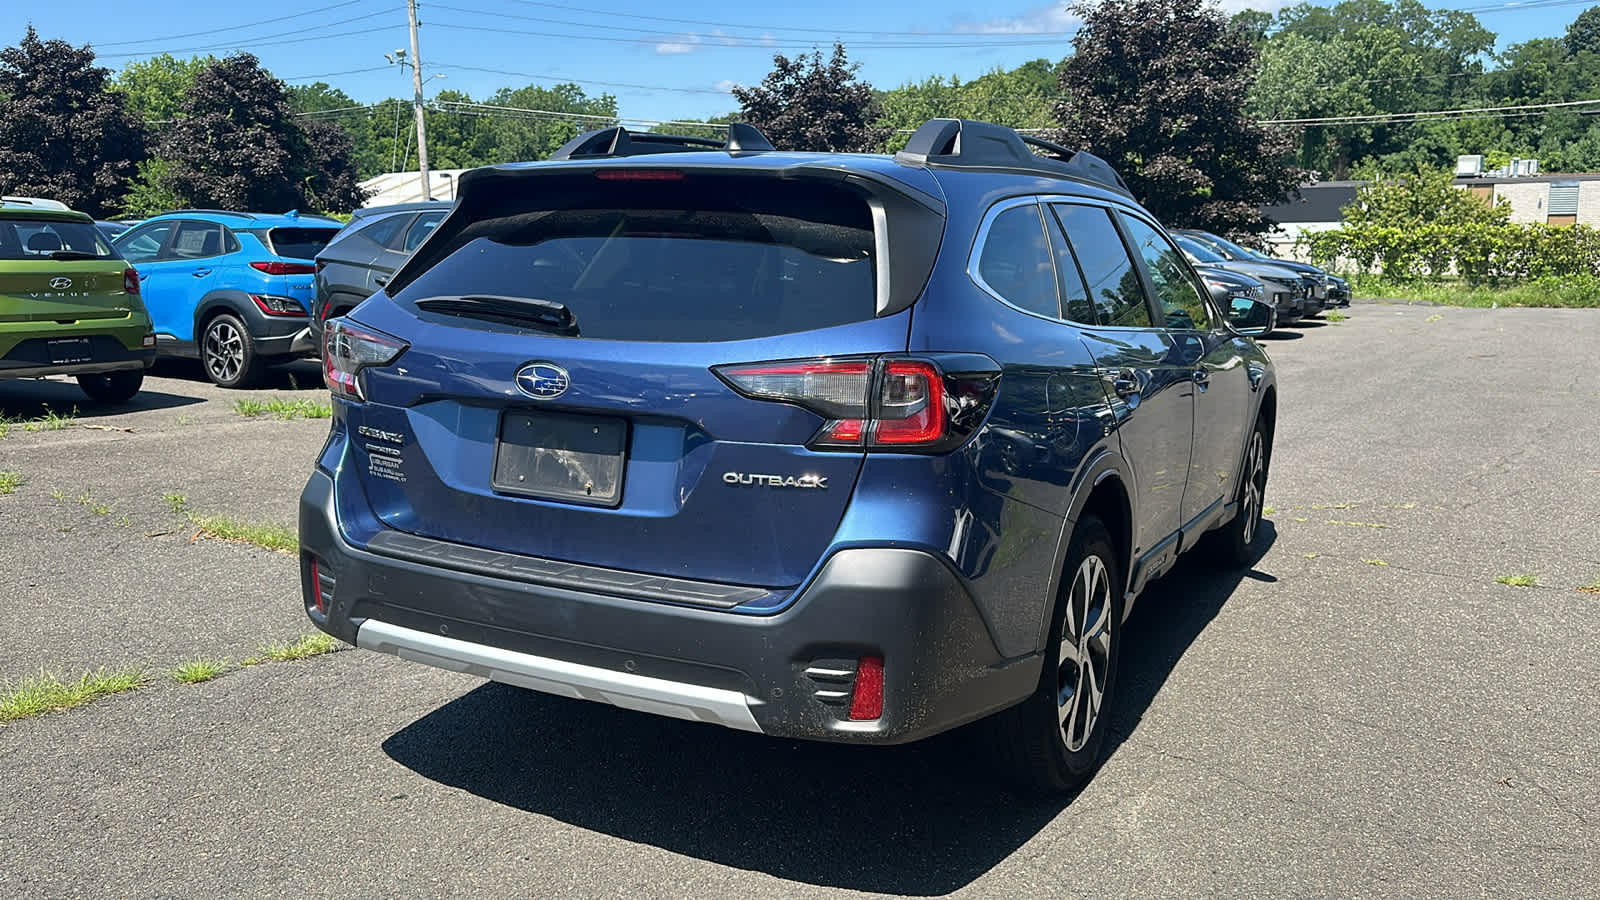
[0,199,156,403]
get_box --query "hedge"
[1303,223,1600,285]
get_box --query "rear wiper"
[415,294,579,336]
[49,250,104,261]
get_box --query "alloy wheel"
[204,320,244,384]
[1241,431,1266,545]
[1057,554,1112,752]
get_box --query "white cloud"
[713,79,741,93]
[759,33,777,47]
[954,4,1077,35]
[709,29,741,46]
[654,33,701,55]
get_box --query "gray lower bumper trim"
[356,619,763,733]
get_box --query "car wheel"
[76,370,143,404]
[1207,419,1271,567]
[201,313,263,389]
[992,515,1123,794]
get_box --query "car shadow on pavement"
[1259,330,1305,341]
[382,524,1278,895]
[0,381,205,418]
[151,358,321,390]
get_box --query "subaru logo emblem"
[49,277,72,290]
[514,362,570,400]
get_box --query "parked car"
[1176,229,1330,315]
[299,119,1278,794]
[95,220,136,242]
[311,201,450,345]
[1176,234,1304,325]
[1326,274,1352,307]
[0,200,156,403]
[1192,265,1276,335]
[113,210,342,387]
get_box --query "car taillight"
[716,356,997,453]
[123,268,139,295]
[250,261,318,275]
[251,294,308,317]
[323,318,407,401]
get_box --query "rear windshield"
[0,218,118,261]
[393,178,876,343]
[262,227,340,260]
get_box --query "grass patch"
[1495,573,1540,587]
[1328,520,1391,529]
[0,406,77,438]
[163,492,188,515]
[244,633,340,665]
[233,397,331,421]
[170,657,229,684]
[189,514,297,553]
[77,492,113,516]
[1325,310,1348,323]
[0,471,21,494]
[0,666,145,723]
[1577,578,1600,595]
[1425,313,1444,322]
[1262,505,1276,516]
[1363,558,1390,567]
[1350,274,1600,309]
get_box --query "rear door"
[344,170,937,588]
[124,220,222,341]
[1046,202,1195,574]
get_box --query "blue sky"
[18,0,1599,125]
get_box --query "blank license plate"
[47,338,93,365]
[492,412,626,507]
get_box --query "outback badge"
[723,472,829,489]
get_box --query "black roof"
[351,200,454,219]
[1261,183,1360,224]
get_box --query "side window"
[119,222,173,263]
[1050,204,1151,328]
[1117,214,1214,331]
[403,212,444,252]
[358,213,410,249]
[1041,206,1099,326]
[975,203,1059,318]
[170,221,227,260]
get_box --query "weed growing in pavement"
[1495,573,1540,587]
[1328,520,1391,529]
[1425,314,1444,322]
[23,406,77,433]
[233,397,331,421]
[163,492,188,514]
[76,492,113,516]
[174,414,194,426]
[188,514,297,553]
[0,472,21,494]
[1262,505,1276,516]
[0,667,146,723]
[1578,578,1600,595]
[1381,503,1418,509]
[170,657,229,684]
[50,488,65,500]
[1363,559,1390,566]
[1326,311,1348,323]
[244,633,340,665]
[1304,552,1320,559]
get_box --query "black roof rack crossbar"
[550,122,775,160]
[894,118,1133,197]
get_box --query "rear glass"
[394,178,876,343]
[265,227,340,259]
[0,219,118,261]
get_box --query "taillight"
[250,261,318,275]
[123,268,140,295]
[323,318,407,401]
[250,294,308,317]
[715,356,997,453]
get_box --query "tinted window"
[0,219,118,260]
[403,212,444,252]
[357,213,410,249]
[393,181,876,343]
[1119,214,1213,331]
[976,204,1059,318]
[1050,204,1151,328]
[1174,234,1226,264]
[116,222,174,263]
[1041,208,1098,326]
[171,221,229,259]
[266,227,339,259]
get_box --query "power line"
[500,0,1078,37]
[431,62,733,95]
[95,19,402,59]
[88,0,375,48]
[283,65,392,82]
[1262,96,1600,125]
[429,21,1077,50]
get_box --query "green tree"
[114,53,210,122]
[477,83,618,163]
[1342,165,1509,228]
[733,43,890,152]
[877,60,1060,150]
[159,53,366,213]
[1054,0,1305,236]
[0,27,146,216]
[1565,6,1600,56]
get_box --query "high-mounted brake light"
[251,261,318,276]
[594,169,686,182]
[323,318,408,401]
[122,268,140,296]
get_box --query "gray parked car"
[311,201,451,343]
[1176,235,1304,325]
[1175,229,1330,315]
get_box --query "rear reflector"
[849,656,884,721]
[310,559,327,614]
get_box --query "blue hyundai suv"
[298,119,1278,792]
[114,210,342,387]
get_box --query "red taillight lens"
[849,656,884,721]
[310,559,326,614]
[122,268,139,295]
[250,294,308,317]
[323,318,407,401]
[250,261,318,275]
[873,361,945,445]
[595,169,686,181]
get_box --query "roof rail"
[550,122,776,160]
[161,209,261,219]
[894,119,1132,197]
[1,195,72,211]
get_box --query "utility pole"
[406,0,432,199]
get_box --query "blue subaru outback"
[299,119,1278,792]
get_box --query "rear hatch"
[342,161,945,588]
[0,216,136,324]
[247,225,340,315]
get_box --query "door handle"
[1112,369,1140,399]
[191,268,211,277]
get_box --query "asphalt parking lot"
[1,306,1596,898]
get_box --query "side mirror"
[1227,296,1275,337]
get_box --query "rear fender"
[1030,446,1137,653]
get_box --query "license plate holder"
[492,411,626,507]
[47,338,93,365]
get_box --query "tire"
[76,370,143,404]
[1207,418,1271,568]
[200,312,263,389]
[992,515,1124,794]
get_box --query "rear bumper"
[297,469,1038,744]
[0,335,155,379]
